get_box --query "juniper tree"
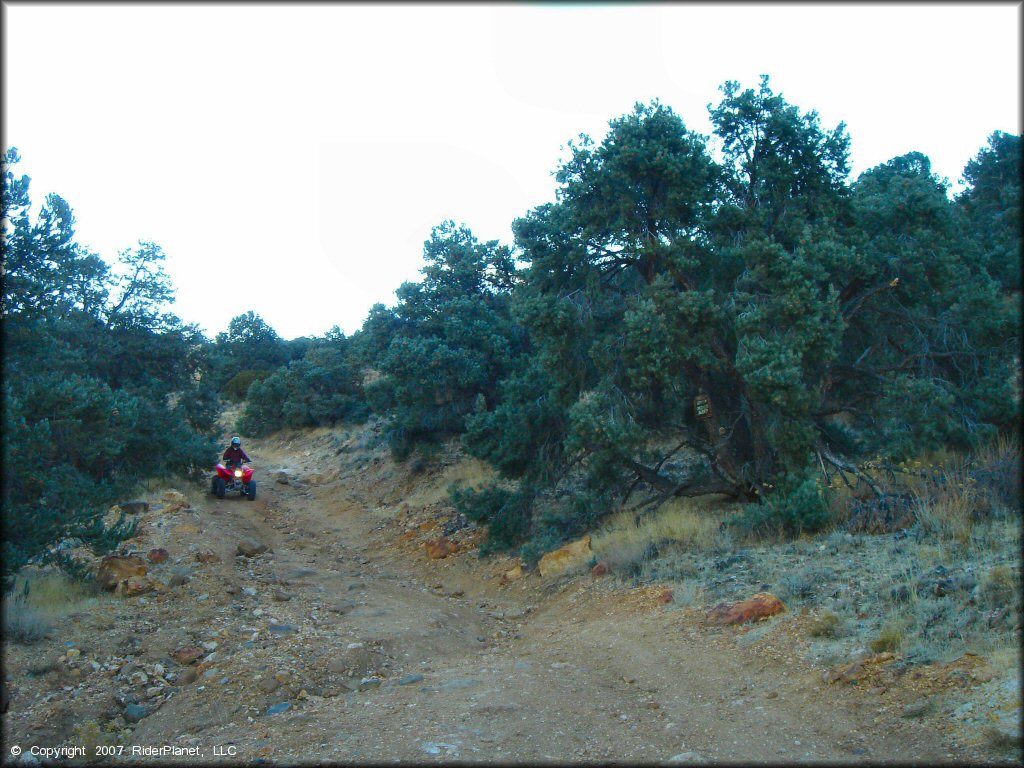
[365,220,525,457]
[957,131,1021,292]
[1,149,218,582]
[464,79,1018,537]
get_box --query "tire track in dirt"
[158,428,964,764]
[1,424,981,764]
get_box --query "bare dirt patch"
[2,422,1019,764]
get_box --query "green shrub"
[223,369,271,401]
[870,619,905,653]
[364,222,525,456]
[240,338,369,436]
[808,610,846,638]
[451,484,534,554]
[729,471,833,537]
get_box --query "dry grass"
[979,565,1020,610]
[408,456,497,507]
[871,616,907,653]
[591,498,720,572]
[973,432,1015,465]
[910,457,979,546]
[3,570,100,644]
[807,610,847,638]
[3,598,52,644]
[3,573,96,643]
[12,570,96,608]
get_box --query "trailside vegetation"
[239,327,369,435]
[6,76,1018,570]
[1,149,219,584]
[358,221,526,459]
[358,78,1020,552]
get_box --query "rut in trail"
[2,424,1002,764]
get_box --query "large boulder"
[538,535,592,578]
[706,592,786,625]
[97,555,148,591]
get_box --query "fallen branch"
[819,446,885,498]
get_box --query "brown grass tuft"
[411,457,497,507]
[3,571,100,644]
[591,498,719,571]
[808,610,846,638]
[870,618,906,653]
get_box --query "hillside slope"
[2,420,1019,764]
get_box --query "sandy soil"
[2,424,1017,765]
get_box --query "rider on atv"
[213,436,256,500]
[223,436,250,467]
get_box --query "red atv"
[212,460,256,501]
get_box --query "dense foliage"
[239,328,369,435]
[358,221,527,458]
[381,80,1020,549]
[957,131,1021,293]
[6,77,1019,568]
[206,310,309,396]
[1,149,219,583]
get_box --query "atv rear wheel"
[247,480,256,501]
[215,477,226,499]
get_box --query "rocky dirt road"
[3,425,1007,764]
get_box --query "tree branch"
[818,445,884,498]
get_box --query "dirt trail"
[145,428,970,764]
[3,425,988,764]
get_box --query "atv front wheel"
[247,480,256,501]
[215,477,226,499]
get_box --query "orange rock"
[172,646,204,665]
[825,659,865,685]
[161,489,190,513]
[538,535,592,578]
[425,537,458,559]
[591,562,609,578]
[501,563,525,583]
[123,576,153,596]
[825,652,897,685]
[706,592,786,625]
[97,555,148,591]
[147,548,169,564]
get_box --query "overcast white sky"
[3,2,1020,340]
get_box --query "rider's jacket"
[223,446,250,465]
